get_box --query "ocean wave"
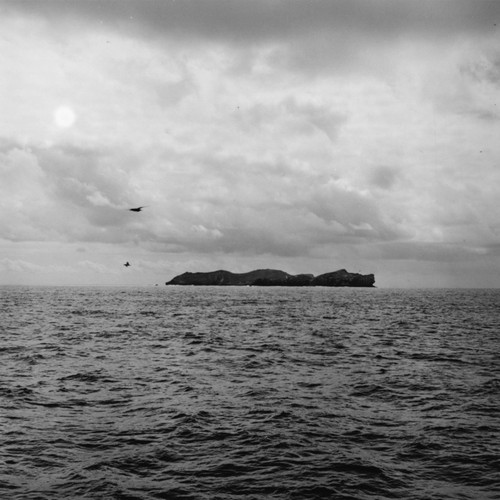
[1,286,499,499]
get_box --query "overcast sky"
[1,0,500,287]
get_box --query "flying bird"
[124,262,131,267]
[129,206,147,212]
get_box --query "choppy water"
[1,286,499,500]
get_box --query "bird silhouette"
[124,262,131,267]
[129,206,147,212]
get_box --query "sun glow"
[54,106,76,128]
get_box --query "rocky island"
[165,269,375,287]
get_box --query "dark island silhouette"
[166,269,375,287]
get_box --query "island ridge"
[166,269,375,287]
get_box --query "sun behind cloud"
[54,106,76,128]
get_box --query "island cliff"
[165,269,375,287]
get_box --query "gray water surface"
[1,286,499,499]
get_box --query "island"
[165,269,375,287]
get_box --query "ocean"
[1,286,499,499]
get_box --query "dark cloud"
[369,166,399,190]
[36,145,130,209]
[283,99,346,142]
[0,143,145,244]
[5,0,500,44]
[460,51,500,86]
[484,243,500,256]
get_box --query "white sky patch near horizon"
[1,0,500,287]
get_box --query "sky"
[1,0,500,288]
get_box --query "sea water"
[0,286,499,499]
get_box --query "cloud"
[420,44,500,121]
[282,98,346,142]
[0,140,142,244]
[374,241,492,263]
[0,257,73,274]
[78,260,119,274]
[6,0,500,42]
[368,166,400,190]
[5,1,500,86]
[1,1,500,286]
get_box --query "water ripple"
[1,286,499,499]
